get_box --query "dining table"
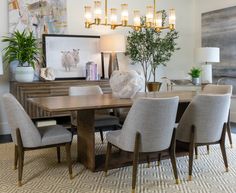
[28,90,196,172]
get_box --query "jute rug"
[0,133,236,193]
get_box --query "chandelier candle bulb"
[155,11,162,30]
[133,10,141,29]
[84,6,92,27]
[121,4,128,26]
[94,0,102,24]
[146,5,154,27]
[110,8,118,29]
[169,9,176,30]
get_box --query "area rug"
[0,133,236,193]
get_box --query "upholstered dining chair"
[69,85,120,143]
[2,93,73,187]
[105,97,179,193]
[176,94,231,181]
[202,84,233,150]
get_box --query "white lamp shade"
[197,47,220,63]
[100,34,126,53]
[0,52,3,75]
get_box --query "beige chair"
[2,93,73,186]
[105,97,179,193]
[176,94,231,181]
[69,85,120,143]
[202,84,233,149]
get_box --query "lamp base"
[108,53,119,78]
[201,64,212,84]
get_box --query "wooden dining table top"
[28,90,196,112]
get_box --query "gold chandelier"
[84,0,176,32]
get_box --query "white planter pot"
[192,77,200,85]
[15,66,34,82]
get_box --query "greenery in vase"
[126,12,180,84]
[188,67,202,78]
[2,30,40,69]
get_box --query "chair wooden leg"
[207,145,210,154]
[99,129,104,143]
[169,128,179,184]
[57,147,61,163]
[146,155,150,168]
[195,146,198,159]
[14,145,18,170]
[220,123,229,172]
[188,125,195,181]
[65,143,73,179]
[16,128,24,187]
[227,120,233,148]
[157,153,161,166]
[17,147,24,187]
[132,132,140,193]
[104,142,112,176]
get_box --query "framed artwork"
[202,6,236,77]
[8,0,67,39]
[43,34,103,80]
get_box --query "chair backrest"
[202,84,232,95]
[69,85,103,96]
[118,97,179,152]
[2,93,41,148]
[176,94,231,143]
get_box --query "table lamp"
[100,34,126,78]
[196,47,220,84]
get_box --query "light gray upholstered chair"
[2,93,73,187]
[176,94,231,181]
[105,97,179,193]
[69,85,120,143]
[202,84,233,149]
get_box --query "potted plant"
[2,30,40,82]
[126,14,179,92]
[188,67,201,85]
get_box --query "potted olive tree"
[2,30,40,82]
[188,67,201,85]
[126,14,179,92]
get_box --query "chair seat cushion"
[39,125,72,146]
[95,114,119,128]
[106,130,121,148]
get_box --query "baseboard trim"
[0,122,10,135]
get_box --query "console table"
[10,80,111,119]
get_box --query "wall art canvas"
[8,0,67,39]
[43,35,102,79]
[202,6,236,77]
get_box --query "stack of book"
[86,61,98,80]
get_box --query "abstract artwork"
[8,0,67,39]
[43,35,102,79]
[202,6,236,77]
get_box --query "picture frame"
[42,34,104,80]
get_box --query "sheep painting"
[61,49,80,71]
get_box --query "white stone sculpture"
[110,70,145,98]
[40,67,56,81]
